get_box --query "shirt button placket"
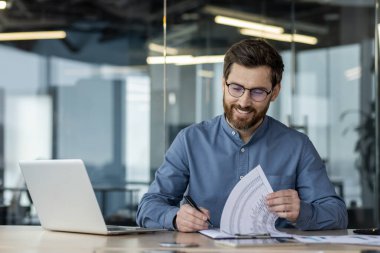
[239,146,247,181]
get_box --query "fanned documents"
[200,165,288,239]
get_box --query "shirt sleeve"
[295,137,348,230]
[136,130,189,229]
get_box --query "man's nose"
[238,90,252,107]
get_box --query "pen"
[184,195,214,227]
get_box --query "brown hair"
[223,39,284,87]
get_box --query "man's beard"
[223,94,269,131]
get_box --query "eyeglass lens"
[228,83,269,102]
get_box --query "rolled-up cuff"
[164,207,180,230]
[295,201,313,230]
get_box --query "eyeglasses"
[225,82,272,102]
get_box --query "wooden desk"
[0,225,380,253]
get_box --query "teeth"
[236,108,251,114]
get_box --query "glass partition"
[375,0,380,225]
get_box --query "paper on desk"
[200,165,288,239]
[294,235,380,246]
[200,228,240,239]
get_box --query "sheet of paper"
[215,238,289,247]
[199,228,240,239]
[199,228,290,239]
[294,235,380,246]
[219,165,285,236]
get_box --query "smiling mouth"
[235,107,253,115]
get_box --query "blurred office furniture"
[0,187,33,225]
[93,186,139,226]
[332,180,344,199]
[0,186,139,226]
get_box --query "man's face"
[223,64,280,131]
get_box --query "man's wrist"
[172,215,178,230]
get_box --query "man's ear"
[270,83,281,101]
[222,78,226,91]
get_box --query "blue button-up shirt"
[136,115,348,230]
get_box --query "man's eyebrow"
[228,82,270,90]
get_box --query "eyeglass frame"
[225,81,273,102]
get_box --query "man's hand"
[266,189,300,223]
[175,204,210,232]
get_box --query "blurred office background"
[0,0,378,228]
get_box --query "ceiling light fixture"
[147,55,193,64]
[148,43,179,55]
[240,29,318,45]
[0,31,67,41]
[147,55,224,65]
[214,15,284,34]
[0,1,6,10]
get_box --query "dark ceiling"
[0,0,375,65]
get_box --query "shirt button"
[240,176,244,180]
[232,131,236,135]
[241,148,245,152]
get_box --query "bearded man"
[136,39,348,232]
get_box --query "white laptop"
[19,159,166,235]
